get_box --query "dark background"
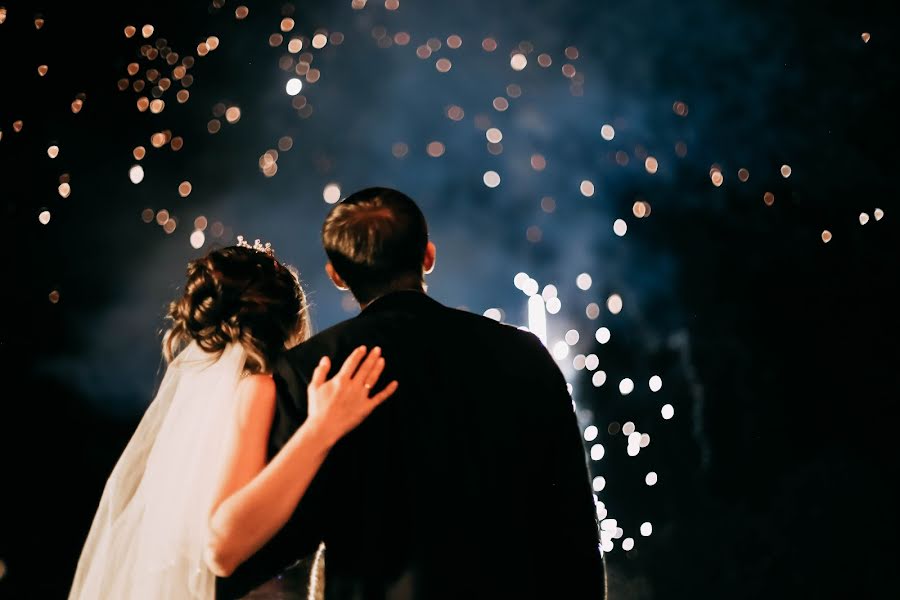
[2,0,898,597]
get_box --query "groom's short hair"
[322,187,428,304]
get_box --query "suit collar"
[359,289,442,315]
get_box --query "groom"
[220,187,606,599]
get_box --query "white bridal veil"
[69,342,247,600]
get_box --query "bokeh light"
[286,78,303,95]
[190,230,205,249]
[510,53,527,71]
[323,183,342,204]
[580,180,595,197]
[595,327,611,344]
[483,308,502,321]
[129,165,144,184]
[661,404,675,420]
[607,294,623,315]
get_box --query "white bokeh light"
[580,180,595,197]
[565,329,580,345]
[600,124,615,141]
[546,297,561,314]
[573,354,586,370]
[640,522,653,537]
[592,476,606,492]
[585,354,599,371]
[552,341,570,360]
[619,378,634,395]
[607,294,623,315]
[510,53,527,70]
[514,272,529,290]
[583,425,599,442]
[526,295,546,344]
[190,230,205,249]
[661,404,675,420]
[649,375,662,392]
[286,78,303,95]
[622,538,635,551]
[483,308,502,321]
[613,219,627,236]
[592,370,607,387]
[595,327,611,344]
[129,165,145,184]
[590,444,605,461]
[623,422,635,435]
[483,170,501,188]
[541,284,558,300]
[323,183,341,204]
[39,210,51,225]
[645,472,658,486]
[576,273,592,290]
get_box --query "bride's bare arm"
[204,346,398,577]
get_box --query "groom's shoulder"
[441,305,550,356]
[285,317,356,362]
[282,302,550,365]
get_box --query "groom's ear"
[325,262,350,291]
[423,241,437,275]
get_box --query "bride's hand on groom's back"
[305,346,398,447]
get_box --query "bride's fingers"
[336,346,367,381]
[353,347,382,386]
[369,381,399,407]
[362,358,386,393]
[310,356,331,388]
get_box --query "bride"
[69,238,398,599]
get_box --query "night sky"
[2,0,898,597]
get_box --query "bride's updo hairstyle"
[163,243,309,374]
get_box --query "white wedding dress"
[69,342,248,600]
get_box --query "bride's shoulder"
[237,372,276,399]
[235,373,276,422]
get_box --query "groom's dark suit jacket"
[219,290,605,599]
